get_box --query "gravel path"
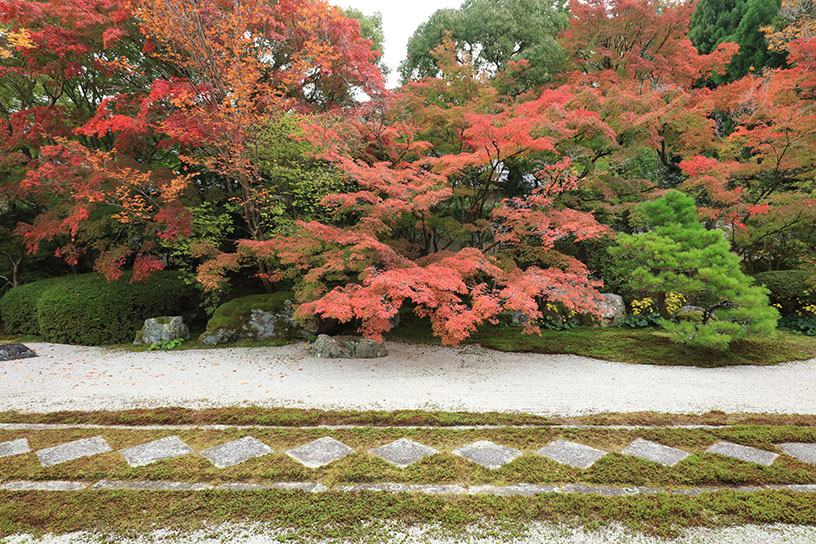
[2,342,815,415]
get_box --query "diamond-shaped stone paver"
[286,437,354,468]
[622,438,689,467]
[36,436,112,467]
[706,441,778,466]
[537,439,607,469]
[452,440,522,469]
[778,443,816,465]
[120,436,193,468]
[0,438,30,459]
[370,438,439,467]
[201,436,273,468]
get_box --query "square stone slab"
[286,437,354,468]
[778,443,816,465]
[621,438,689,467]
[537,439,607,469]
[706,441,778,466]
[36,436,112,467]
[452,440,522,469]
[0,438,30,459]
[370,438,439,467]
[120,436,193,467]
[201,436,273,468]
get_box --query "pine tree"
[611,191,779,350]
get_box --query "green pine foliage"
[610,190,779,350]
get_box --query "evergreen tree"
[611,191,779,350]
[690,0,787,83]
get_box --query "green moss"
[205,292,294,332]
[388,313,816,367]
[1,488,816,540]
[4,407,816,428]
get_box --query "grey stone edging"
[1,480,815,496]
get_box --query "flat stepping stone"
[778,443,816,464]
[120,436,193,467]
[706,441,778,466]
[370,438,439,467]
[201,436,273,468]
[36,436,112,467]
[286,437,354,468]
[0,438,30,459]
[537,439,607,469]
[452,440,522,469]
[621,438,689,467]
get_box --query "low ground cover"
[3,407,816,427]
[1,487,815,540]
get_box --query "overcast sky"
[332,0,463,88]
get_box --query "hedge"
[754,270,816,316]
[1,272,199,345]
[0,277,66,335]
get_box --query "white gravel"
[2,342,815,415]
[4,523,816,543]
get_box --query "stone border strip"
[2,480,816,496]
[0,423,775,431]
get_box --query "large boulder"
[199,292,308,346]
[597,294,627,327]
[134,316,190,345]
[310,335,388,359]
[0,343,37,361]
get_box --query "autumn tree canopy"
[2,0,815,347]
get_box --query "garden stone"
[0,438,30,459]
[452,440,522,469]
[134,316,189,345]
[200,295,309,345]
[370,438,439,467]
[286,437,354,468]
[246,302,308,340]
[537,439,607,469]
[706,441,778,466]
[120,436,193,467]
[36,436,112,467]
[0,343,37,361]
[198,327,238,346]
[778,443,816,465]
[621,438,689,467]
[201,436,273,468]
[310,334,388,359]
[597,294,626,327]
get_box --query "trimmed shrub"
[0,277,67,335]
[205,292,293,333]
[34,272,199,345]
[754,270,816,316]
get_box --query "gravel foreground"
[2,342,815,415]
[4,523,816,544]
